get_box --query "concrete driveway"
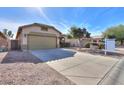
[31,48,119,85]
[31,48,76,62]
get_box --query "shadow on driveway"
[1,51,42,64]
[31,48,77,62]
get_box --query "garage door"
[28,35,57,50]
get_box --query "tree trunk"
[121,40,123,45]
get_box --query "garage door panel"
[28,35,56,50]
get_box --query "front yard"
[69,47,124,59]
[0,51,74,85]
[31,48,119,84]
[0,48,121,85]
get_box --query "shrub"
[91,43,98,46]
[107,34,116,39]
[98,43,104,49]
[85,43,90,48]
[67,34,73,39]
[60,43,70,47]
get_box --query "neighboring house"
[0,32,9,49]
[91,35,103,43]
[16,23,62,51]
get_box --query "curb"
[98,58,124,85]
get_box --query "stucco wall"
[16,32,23,50]
[0,36,8,48]
[65,39,80,47]
[65,38,91,47]
[20,25,61,50]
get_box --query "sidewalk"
[0,52,8,63]
[47,52,119,85]
[99,58,124,85]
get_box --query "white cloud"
[79,22,92,29]
[59,22,68,28]
[59,22,70,30]
[35,7,52,24]
[59,22,71,34]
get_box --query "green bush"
[90,42,98,46]
[98,43,104,49]
[60,43,70,47]
[107,34,116,39]
[85,43,90,48]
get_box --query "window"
[41,26,48,31]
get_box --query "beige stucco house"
[0,32,10,50]
[16,23,62,51]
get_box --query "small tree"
[70,27,83,38]
[107,34,116,39]
[8,30,14,37]
[67,34,72,39]
[86,32,91,38]
[2,29,14,38]
[68,26,90,47]
[3,29,8,35]
[102,24,124,45]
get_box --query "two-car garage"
[16,23,61,51]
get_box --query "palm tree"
[2,29,14,38]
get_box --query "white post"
[105,39,107,55]
[105,50,107,55]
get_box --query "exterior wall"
[18,25,61,50]
[16,32,23,50]
[0,36,8,48]
[48,28,60,36]
[65,39,80,47]
[92,38,102,43]
[8,39,11,50]
[80,39,91,47]
[65,38,91,47]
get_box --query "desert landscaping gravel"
[0,51,74,85]
[69,47,124,59]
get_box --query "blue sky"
[0,7,124,38]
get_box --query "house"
[0,32,9,50]
[16,23,62,51]
[91,35,103,43]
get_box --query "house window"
[41,26,48,31]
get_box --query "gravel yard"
[69,47,124,59]
[0,51,74,85]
